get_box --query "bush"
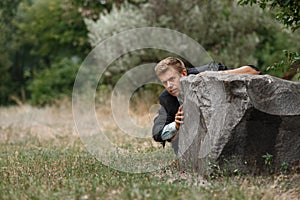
[28,58,79,106]
[85,0,300,83]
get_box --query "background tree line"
[0,0,299,106]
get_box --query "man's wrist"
[175,123,180,130]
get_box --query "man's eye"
[169,77,175,81]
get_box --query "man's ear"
[181,69,187,76]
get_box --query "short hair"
[155,57,186,76]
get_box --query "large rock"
[177,73,300,175]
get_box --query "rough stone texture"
[177,73,300,175]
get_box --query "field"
[0,101,299,200]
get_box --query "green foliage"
[280,162,290,174]
[1,0,300,105]
[238,0,300,31]
[86,0,300,86]
[262,153,273,166]
[28,58,79,106]
[0,0,23,105]
[0,0,21,62]
[262,153,274,173]
[208,158,241,179]
[0,0,110,105]
[238,0,300,78]
[15,0,95,65]
[266,50,300,78]
[85,2,149,47]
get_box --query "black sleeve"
[152,104,178,147]
[190,61,228,74]
[152,93,180,147]
[152,105,167,145]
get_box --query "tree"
[238,0,300,79]
[28,58,79,106]
[238,0,300,31]
[0,0,23,104]
[0,0,111,105]
[85,0,300,84]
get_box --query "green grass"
[0,138,192,200]
[1,137,299,200]
[0,105,299,200]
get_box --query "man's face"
[158,67,187,97]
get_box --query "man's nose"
[166,81,172,88]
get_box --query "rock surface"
[177,73,300,175]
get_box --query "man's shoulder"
[187,62,228,75]
[158,90,179,108]
[159,90,171,99]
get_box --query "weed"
[262,153,274,174]
[280,162,290,174]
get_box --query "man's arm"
[153,105,177,145]
[152,90,183,146]
[218,65,260,75]
[152,106,168,144]
[152,105,184,145]
[197,65,261,76]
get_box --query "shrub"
[28,58,79,106]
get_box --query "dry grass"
[0,102,76,145]
[0,93,161,150]
[0,95,299,199]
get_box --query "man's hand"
[175,105,184,130]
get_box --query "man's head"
[155,57,187,97]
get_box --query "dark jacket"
[152,62,228,146]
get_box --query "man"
[152,57,260,147]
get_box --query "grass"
[0,102,299,200]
